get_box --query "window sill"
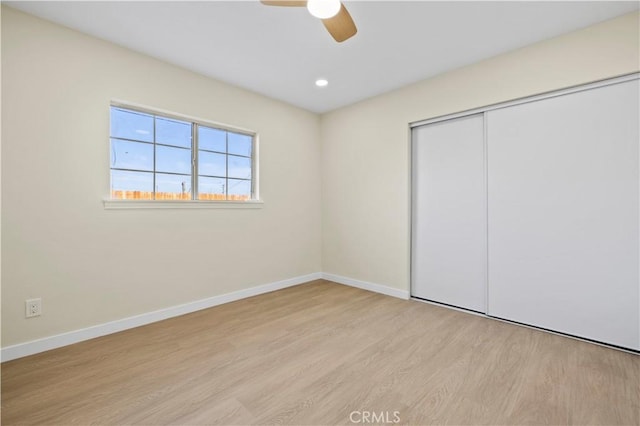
[103,199,264,210]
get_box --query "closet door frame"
[409,73,638,129]
[408,72,639,350]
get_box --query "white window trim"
[106,100,261,209]
[103,199,264,210]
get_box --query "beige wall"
[320,11,640,291]
[3,6,639,349]
[1,7,322,347]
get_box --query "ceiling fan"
[260,0,357,43]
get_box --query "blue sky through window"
[110,106,253,199]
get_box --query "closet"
[411,75,639,351]
[412,114,486,312]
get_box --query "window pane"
[156,117,191,148]
[198,151,226,177]
[198,176,226,201]
[198,126,226,152]
[110,107,153,142]
[109,106,256,202]
[228,132,252,157]
[227,179,251,200]
[228,155,252,179]
[156,145,191,175]
[111,170,153,199]
[155,173,191,200]
[110,139,153,171]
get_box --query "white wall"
[1,7,322,347]
[320,11,640,291]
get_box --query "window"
[109,105,256,202]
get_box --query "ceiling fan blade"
[260,0,306,6]
[322,3,357,42]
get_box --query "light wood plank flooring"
[2,280,639,425]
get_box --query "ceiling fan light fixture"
[307,0,341,19]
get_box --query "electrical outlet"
[25,298,42,318]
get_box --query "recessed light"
[315,79,329,87]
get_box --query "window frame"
[106,101,261,209]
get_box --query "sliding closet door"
[412,114,486,312]
[487,80,639,350]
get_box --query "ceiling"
[6,1,639,113]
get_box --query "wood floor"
[2,280,639,425]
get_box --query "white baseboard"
[1,272,408,362]
[321,273,410,300]
[1,272,322,362]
